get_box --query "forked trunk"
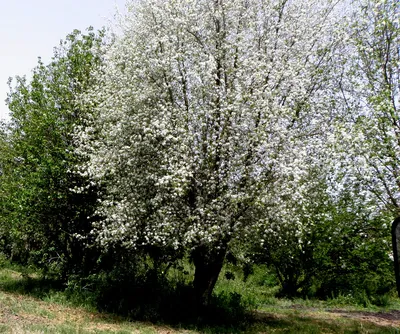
[192,245,227,307]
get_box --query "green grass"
[214,264,400,312]
[0,263,398,333]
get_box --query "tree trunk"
[392,217,400,298]
[192,245,227,307]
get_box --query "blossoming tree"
[332,0,400,296]
[78,0,345,305]
[356,0,399,213]
[333,0,400,216]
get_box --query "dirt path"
[255,307,400,330]
[328,309,400,329]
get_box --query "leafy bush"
[252,184,395,302]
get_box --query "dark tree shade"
[392,218,400,297]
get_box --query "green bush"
[252,189,394,302]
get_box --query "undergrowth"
[0,257,398,333]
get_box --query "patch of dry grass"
[0,289,194,333]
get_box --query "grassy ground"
[0,266,399,333]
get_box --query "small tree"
[78,0,346,305]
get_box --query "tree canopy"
[1,28,106,277]
[76,0,350,304]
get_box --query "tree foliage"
[254,174,393,299]
[337,0,400,215]
[0,28,106,278]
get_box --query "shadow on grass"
[0,272,396,334]
[0,270,65,300]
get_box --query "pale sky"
[0,0,127,121]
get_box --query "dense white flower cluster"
[76,0,349,251]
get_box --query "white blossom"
[76,0,348,251]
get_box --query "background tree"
[338,0,400,216]
[252,167,393,299]
[0,28,106,279]
[78,0,346,305]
